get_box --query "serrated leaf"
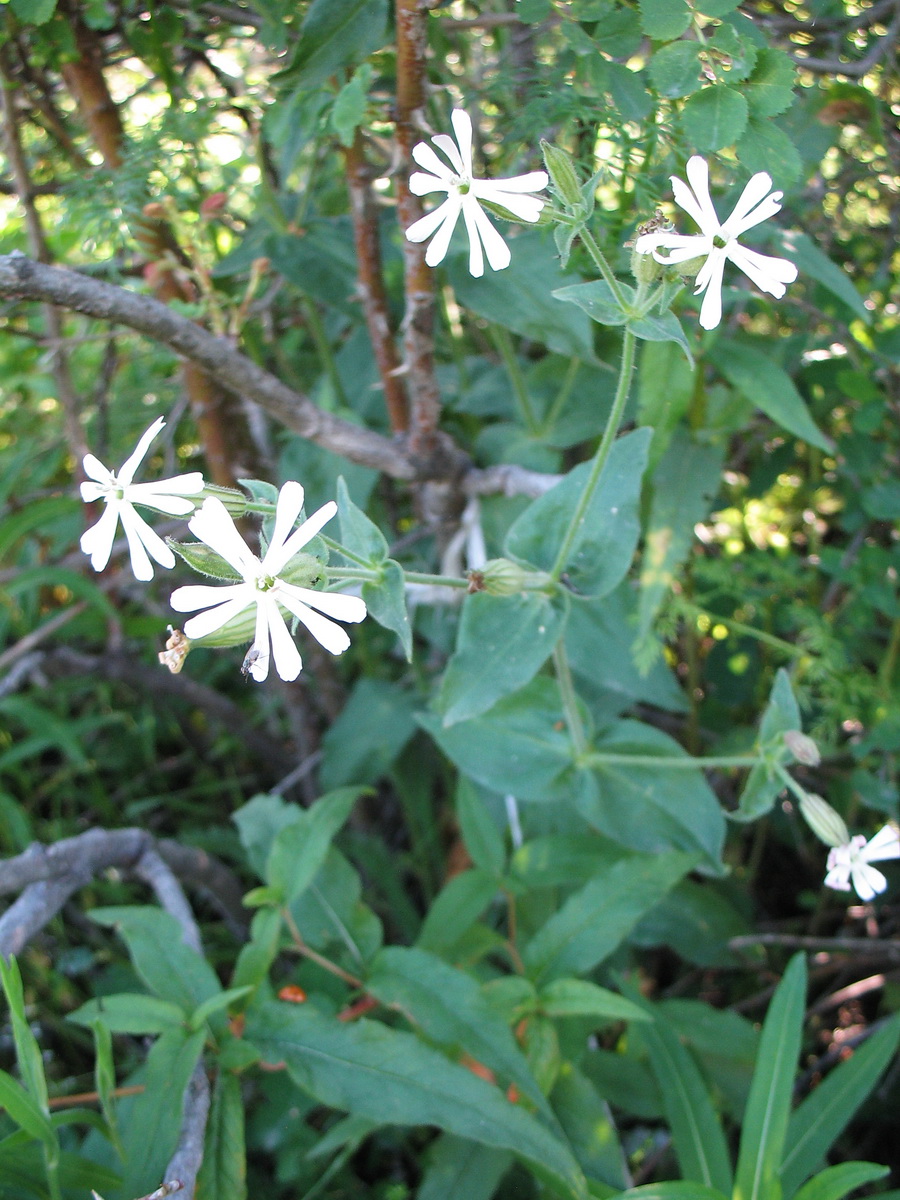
[522,851,696,983]
[745,48,796,117]
[736,119,802,183]
[437,592,566,726]
[639,0,691,40]
[286,0,388,88]
[245,1003,587,1200]
[710,343,832,452]
[649,42,703,98]
[681,86,748,151]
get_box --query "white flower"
[824,825,900,902]
[405,108,548,278]
[80,417,205,581]
[634,156,798,330]
[169,483,366,682]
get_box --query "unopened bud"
[799,793,849,849]
[675,254,706,282]
[784,730,821,767]
[471,558,530,596]
[631,245,663,285]
[540,141,582,210]
[199,484,249,517]
[280,551,325,589]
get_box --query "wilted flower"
[80,416,204,581]
[405,108,548,278]
[169,482,366,682]
[824,825,900,902]
[634,156,798,330]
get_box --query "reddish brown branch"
[344,130,409,434]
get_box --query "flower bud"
[631,246,663,285]
[675,254,706,282]
[279,551,325,589]
[169,538,243,581]
[799,793,849,849]
[471,558,530,596]
[540,141,583,211]
[783,730,821,767]
[199,484,249,517]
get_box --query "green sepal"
[169,538,243,581]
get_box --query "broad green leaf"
[68,993,187,1034]
[89,907,221,1016]
[246,1003,587,1200]
[637,1009,733,1193]
[737,120,802,184]
[744,48,796,117]
[456,778,507,876]
[539,979,649,1024]
[791,1163,889,1200]
[118,1028,206,1199]
[366,946,550,1115]
[266,787,361,904]
[505,429,652,597]
[639,0,691,40]
[417,869,500,953]
[780,1017,900,1197]
[363,560,413,660]
[734,954,806,1200]
[419,678,578,804]
[638,431,725,643]
[522,850,696,983]
[286,0,388,88]
[681,86,749,151]
[196,1072,247,1200]
[649,42,703,98]
[631,880,752,968]
[552,1064,631,1190]
[710,343,832,452]
[336,474,388,566]
[0,1069,55,1146]
[331,63,373,148]
[233,792,304,878]
[417,1134,512,1200]
[583,721,727,873]
[511,834,632,891]
[437,592,567,726]
[619,1185,729,1200]
[628,310,693,362]
[553,280,628,327]
[780,231,869,323]
[320,679,417,788]
[8,0,57,22]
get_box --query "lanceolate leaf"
[734,954,807,1200]
[245,1002,587,1200]
[196,1072,247,1200]
[417,1134,512,1200]
[790,1162,889,1200]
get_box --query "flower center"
[255,573,276,592]
[457,179,471,195]
[713,233,729,249]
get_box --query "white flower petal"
[82,454,114,486]
[422,197,463,267]
[126,480,203,515]
[262,597,303,681]
[280,583,367,624]
[188,497,260,580]
[727,244,798,296]
[411,141,457,181]
[266,498,337,575]
[179,594,252,640]
[409,171,451,198]
[432,134,467,177]
[675,157,719,235]
[80,502,121,572]
[861,824,900,863]
[721,171,777,237]
[636,232,711,264]
[450,109,474,175]
[850,861,888,902]
[170,582,250,613]
[481,170,549,194]
[406,197,458,245]
[118,416,166,487]
[119,504,175,578]
[824,863,852,892]
[266,480,305,564]
[279,593,352,656]
[696,252,727,330]
[463,196,511,273]
[474,181,545,222]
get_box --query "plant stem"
[282,907,363,989]
[578,225,629,309]
[549,327,636,581]
[582,752,760,770]
[553,641,587,755]
[491,325,539,433]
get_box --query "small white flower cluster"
[78,419,365,682]
[798,790,900,902]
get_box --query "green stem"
[578,225,629,309]
[540,356,580,434]
[491,325,539,433]
[582,752,761,770]
[553,641,586,755]
[549,327,637,581]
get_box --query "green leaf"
[628,310,693,363]
[709,343,832,452]
[266,787,361,904]
[456,778,507,876]
[681,86,749,151]
[522,851,696,983]
[744,48,796,117]
[0,956,49,1112]
[232,907,283,993]
[190,987,253,1032]
[363,560,413,660]
[736,120,802,185]
[539,979,649,1024]
[419,678,578,804]
[551,1064,631,1190]
[735,668,800,820]
[331,63,373,148]
[437,592,567,726]
[245,1003,588,1200]
[336,475,388,566]
[320,679,417,788]
[8,0,57,21]
[584,721,727,872]
[779,231,869,323]
[90,1018,124,1160]
[505,429,652,598]
[417,869,500,953]
[89,907,221,1015]
[417,1134,512,1200]
[233,791,303,878]
[648,42,703,98]
[286,0,388,88]
[639,0,691,40]
[631,880,751,968]
[0,1069,55,1146]
[118,1028,207,1199]
[619,1185,729,1200]
[366,946,551,1115]
[68,993,187,1034]
[553,280,629,326]
[196,1072,247,1200]
[734,954,806,1200]
[791,1163,889,1200]
[780,1017,900,1197]
[637,1008,733,1193]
